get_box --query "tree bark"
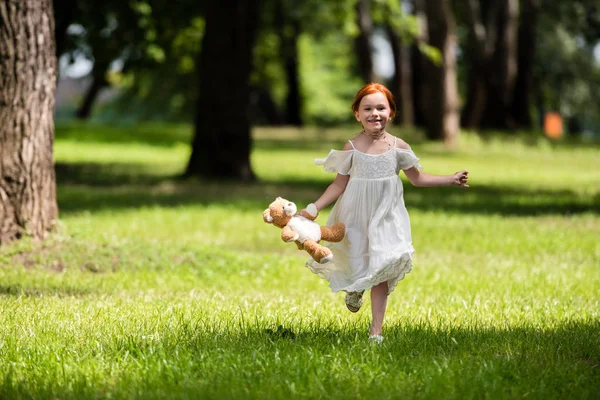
[355,0,376,83]
[185,0,259,181]
[0,0,58,244]
[422,0,460,144]
[386,22,414,126]
[510,0,539,128]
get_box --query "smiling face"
[354,92,392,134]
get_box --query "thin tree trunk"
[185,0,259,181]
[75,63,108,120]
[0,0,58,244]
[386,22,414,126]
[410,43,427,127]
[481,0,519,129]
[54,0,77,60]
[250,85,284,125]
[413,0,429,126]
[422,0,460,144]
[276,0,302,126]
[462,0,519,130]
[511,0,538,128]
[355,0,376,83]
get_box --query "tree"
[185,0,260,181]
[355,0,377,83]
[415,0,460,143]
[510,0,539,129]
[0,0,58,244]
[532,0,600,131]
[383,2,415,126]
[461,0,519,130]
[274,0,303,125]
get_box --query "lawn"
[0,122,598,399]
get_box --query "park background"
[0,0,599,399]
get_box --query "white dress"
[305,139,423,295]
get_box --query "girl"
[301,83,469,343]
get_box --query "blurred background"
[54,0,600,141]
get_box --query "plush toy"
[263,197,345,263]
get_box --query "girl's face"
[354,92,392,133]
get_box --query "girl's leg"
[370,281,388,336]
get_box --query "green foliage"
[536,4,600,127]
[0,124,598,398]
[299,35,364,125]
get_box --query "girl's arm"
[301,141,354,217]
[403,167,469,188]
[312,173,350,211]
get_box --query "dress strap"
[348,140,356,150]
[393,136,397,148]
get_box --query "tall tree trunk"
[75,62,108,120]
[355,0,376,83]
[422,0,460,143]
[462,0,519,130]
[276,0,302,126]
[250,85,284,125]
[410,43,427,127]
[481,0,519,129]
[412,0,429,127]
[386,22,414,126]
[185,0,259,181]
[54,0,77,60]
[0,0,58,244]
[511,0,539,128]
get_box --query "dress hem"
[305,251,413,295]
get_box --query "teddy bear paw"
[319,253,333,264]
[285,233,300,243]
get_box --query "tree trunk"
[386,22,414,126]
[461,0,519,130]
[276,0,302,126]
[412,0,429,127]
[75,62,108,120]
[410,43,427,127]
[422,0,460,144]
[511,0,539,128]
[54,0,77,60]
[355,0,376,83]
[0,0,58,244]
[250,85,284,125]
[185,0,259,181]
[480,0,519,129]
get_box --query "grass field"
[0,122,598,399]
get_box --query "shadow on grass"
[0,283,94,297]
[56,163,599,216]
[168,318,600,397]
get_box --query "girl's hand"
[299,203,319,220]
[299,209,312,219]
[453,170,469,187]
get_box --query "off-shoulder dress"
[306,138,423,294]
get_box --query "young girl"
[301,83,469,343]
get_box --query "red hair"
[351,83,396,120]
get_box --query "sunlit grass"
[0,123,598,399]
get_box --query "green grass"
[0,122,598,399]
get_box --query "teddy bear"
[263,197,345,264]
